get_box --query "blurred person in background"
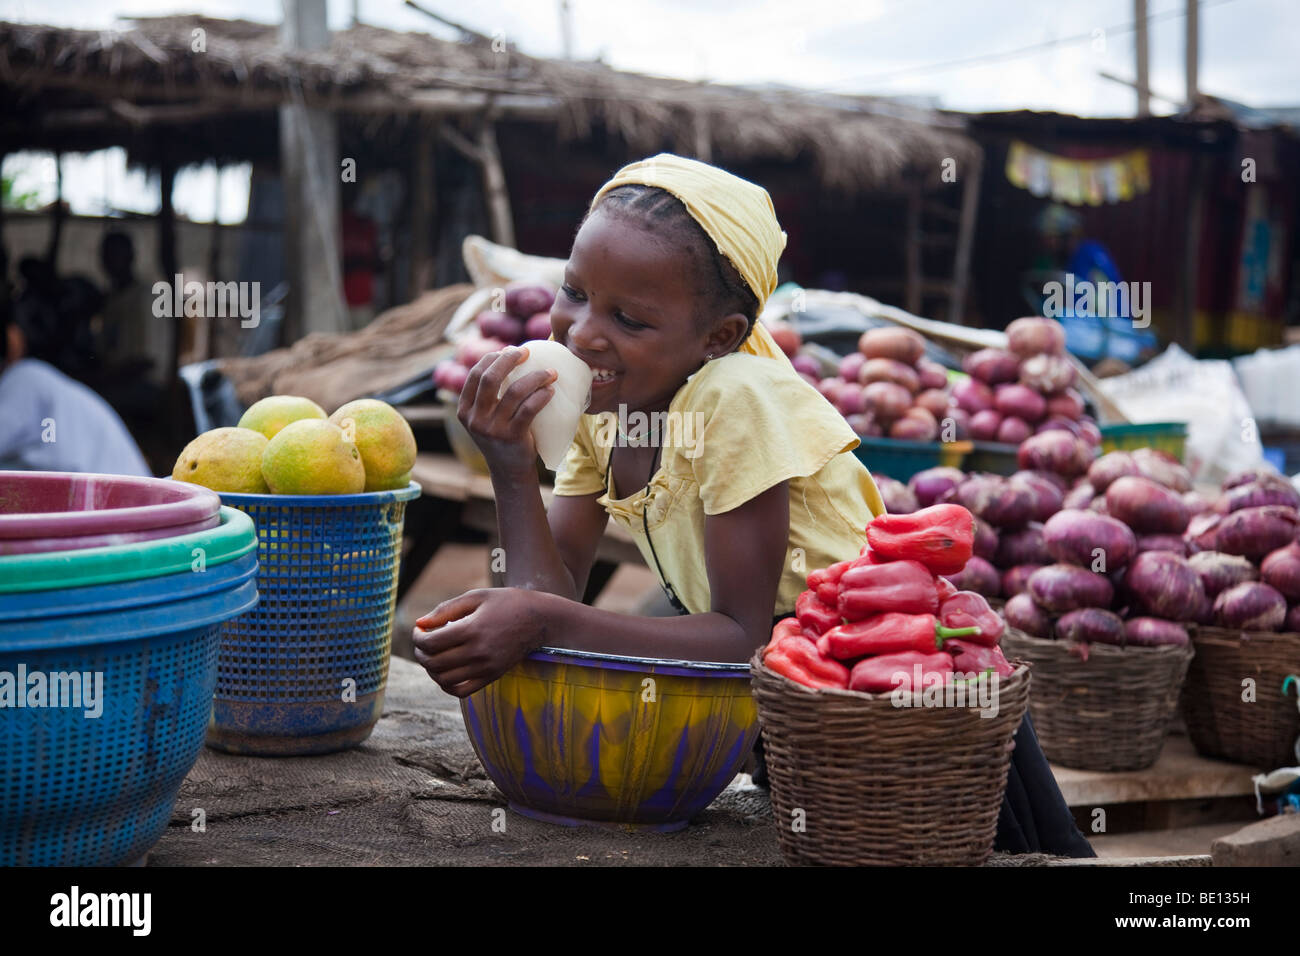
[0,303,151,476]
[99,230,170,389]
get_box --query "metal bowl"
[461,646,759,831]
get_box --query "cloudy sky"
[3,0,1296,219]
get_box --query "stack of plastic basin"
[0,471,221,555]
[0,471,258,866]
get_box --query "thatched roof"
[0,15,977,189]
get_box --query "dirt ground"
[151,654,782,867]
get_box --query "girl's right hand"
[457,346,558,478]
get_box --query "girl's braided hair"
[589,184,759,347]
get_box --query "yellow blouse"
[552,352,885,617]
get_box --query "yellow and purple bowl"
[460,647,759,831]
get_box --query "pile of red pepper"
[764,503,1017,693]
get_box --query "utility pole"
[1185,0,1199,108]
[1134,0,1150,116]
[280,0,347,342]
[559,0,574,59]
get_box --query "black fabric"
[993,711,1096,857]
[754,613,1096,858]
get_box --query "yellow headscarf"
[590,154,789,361]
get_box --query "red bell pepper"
[849,651,954,693]
[767,617,809,652]
[796,589,842,635]
[935,576,959,602]
[865,504,975,575]
[837,559,939,620]
[816,580,840,605]
[945,638,1016,678]
[764,640,850,690]
[822,612,978,660]
[938,591,1005,647]
[816,632,832,658]
[807,559,852,593]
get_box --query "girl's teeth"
[593,370,617,382]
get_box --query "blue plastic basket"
[0,508,258,866]
[209,482,421,755]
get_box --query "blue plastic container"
[0,507,258,866]
[209,482,421,756]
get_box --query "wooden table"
[400,452,645,603]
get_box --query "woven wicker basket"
[1180,626,1300,768]
[1001,627,1193,772]
[750,651,1030,866]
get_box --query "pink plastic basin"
[0,472,222,548]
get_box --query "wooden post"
[478,115,515,249]
[692,111,712,163]
[1176,154,1209,351]
[158,155,178,387]
[1135,0,1150,116]
[948,149,983,326]
[409,122,436,296]
[904,177,922,316]
[280,0,347,342]
[46,152,65,267]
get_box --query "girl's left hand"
[412,588,550,698]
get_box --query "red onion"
[1019,353,1077,392]
[876,475,918,514]
[916,358,949,391]
[1056,608,1125,645]
[1134,534,1188,557]
[1009,471,1065,522]
[1214,506,1300,562]
[1043,510,1136,571]
[1001,564,1045,598]
[952,378,995,415]
[964,348,1021,386]
[1105,476,1190,534]
[1004,592,1053,638]
[1213,582,1287,631]
[1045,388,1085,420]
[1130,447,1192,493]
[1124,618,1190,647]
[1125,551,1205,623]
[1027,564,1114,613]
[908,467,966,509]
[1187,551,1258,597]
[1260,542,1300,601]
[970,409,1004,441]
[1224,480,1300,513]
[997,416,1033,444]
[1006,316,1066,358]
[1017,431,1092,478]
[942,555,1001,598]
[1087,451,1140,493]
[994,384,1047,423]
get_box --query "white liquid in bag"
[498,341,594,470]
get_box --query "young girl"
[414,154,1093,857]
